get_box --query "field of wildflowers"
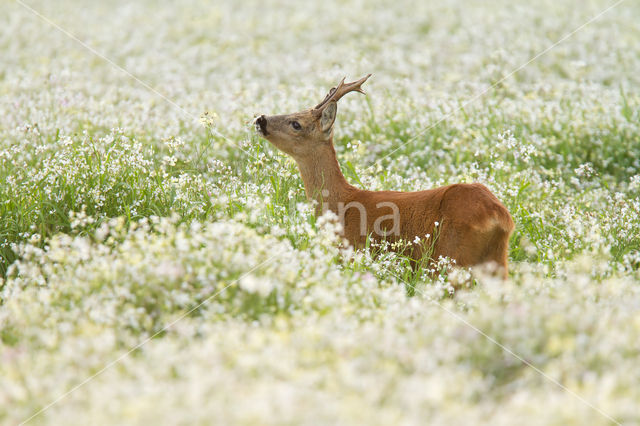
[1,0,640,424]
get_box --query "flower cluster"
[0,0,639,424]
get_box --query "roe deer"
[255,75,515,278]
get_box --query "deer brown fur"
[255,75,515,278]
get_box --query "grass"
[1,0,640,424]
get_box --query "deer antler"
[314,74,372,110]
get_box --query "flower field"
[1,0,640,424]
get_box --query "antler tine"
[314,74,372,110]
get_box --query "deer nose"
[255,115,268,135]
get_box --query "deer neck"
[294,141,354,214]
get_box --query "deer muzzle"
[255,115,268,136]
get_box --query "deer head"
[255,74,371,159]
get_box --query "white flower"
[239,274,275,297]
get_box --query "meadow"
[1,0,640,424]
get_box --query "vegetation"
[1,0,639,424]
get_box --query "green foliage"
[1,0,640,424]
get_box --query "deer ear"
[320,101,337,133]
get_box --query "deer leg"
[431,220,510,279]
[483,229,510,279]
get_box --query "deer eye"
[290,121,302,130]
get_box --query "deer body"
[256,75,514,277]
